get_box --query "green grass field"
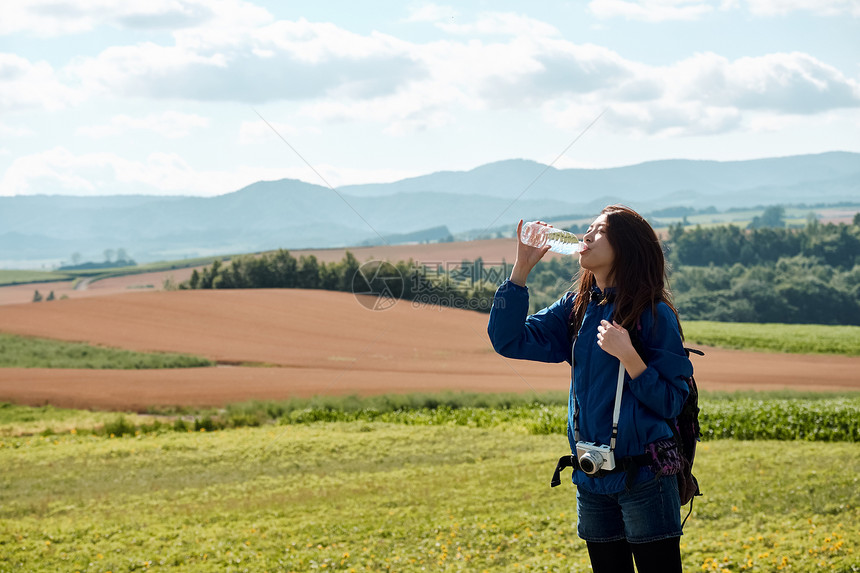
[684,320,860,356]
[85,255,232,282]
[655,205,860,228]
[0,403,162,438]
[3,391,858,442]
[1,414,857,573]
[0,395,860,573]
[0,333,214,369]
[0,270,74,287]
[0,256,230,288]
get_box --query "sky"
[1,0,859,197]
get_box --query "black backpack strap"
[551,454,577,487]
[622,455,646,490]
[551,453,652,488]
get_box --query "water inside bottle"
[521,221,583,254]
[545,234,584,255]
[540,226,582,254]
[520,222,548,248]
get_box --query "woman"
[487,205,692,573]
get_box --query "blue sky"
[1,0,858,197]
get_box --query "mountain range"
[1,151,857,268]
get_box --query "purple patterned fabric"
[646,438,683,476]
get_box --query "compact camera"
[576,441,616,475]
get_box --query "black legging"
[586,537,682,573]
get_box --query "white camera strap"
[571,338,626,452]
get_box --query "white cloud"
[2,6,857,199]
[588,0,716,21]
[0,53,82,111]
[264,31,858,138]
[238,119,322,144]
[293,32,631,128]
[1,148,104,195]
[300,86,460,134]
[68,19,424,103]
[29,7,852,138]
[588,0,860,20]
[0,147,421,197]
[672,52,860,113]
[474,39,637,107]
[76,111,210,138]
[742,0,860,16]
[249,20,414,63]
[436,12,561,37]
[0,122,35,137]
[0,146,258,196]
[745,109,846,133]
[0,0,271,37]
[405,4,561,39]
[405,4,460,23]
[540,50,860,137]
[612,102,743,136]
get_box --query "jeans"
[576,473,683,544]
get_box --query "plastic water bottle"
[520,221,584,254]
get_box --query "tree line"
[180,219,860,325]
[667,217,860,268]
[180,251,500,313]
[59,247,136,271]
[661,220,860,324]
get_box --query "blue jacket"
[487,280,692,493]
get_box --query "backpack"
[674,347,704,527]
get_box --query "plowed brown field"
[0,289,858,411]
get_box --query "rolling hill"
[2,151,857,267]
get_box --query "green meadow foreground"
[1,405,858,572]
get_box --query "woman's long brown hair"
[570,204,682,338]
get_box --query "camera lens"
[579,451,603,475]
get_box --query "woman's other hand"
[597,320,647,378]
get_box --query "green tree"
[748,205,785,229]
[803,223,860,268]
[777,277,860,324]
[270,250,298,288]
[249,256,266,288]
[225,256,252,289]
[198,259,221,289]
[338,251,361,292]
[319,262,340,290]
[297,255,321,289]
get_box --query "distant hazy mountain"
[1,152,857,268]
[341,152,859,202]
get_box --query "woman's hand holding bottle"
[510,219,551,286]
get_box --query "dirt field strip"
[0,289,857,411]
[0,267,205,306]
[285,237,524,264]
[0,239,523,306]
